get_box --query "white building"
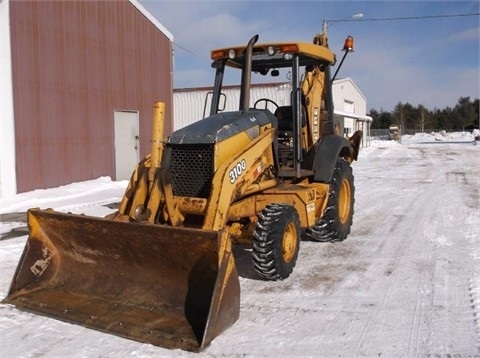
[173,78,372,145]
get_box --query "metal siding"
[10,0,173,193]
[174,83,292,130]
[174,90,211,130]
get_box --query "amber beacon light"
[343,36,354,52]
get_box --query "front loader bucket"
[2,209,240,351]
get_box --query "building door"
[114,110,139,180]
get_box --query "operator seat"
[274,105,308,141]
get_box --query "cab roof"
[211,41,336,71]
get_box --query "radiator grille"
[168,143,214,199]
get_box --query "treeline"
[368,97,479,131]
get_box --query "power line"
[334,13,480,23]
[174,12,480,62]
[172,42,210,63]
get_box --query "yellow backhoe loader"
[3,32,362,351]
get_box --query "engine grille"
[167,143,214,199]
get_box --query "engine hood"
[167,109,277,145]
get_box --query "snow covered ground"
[1,131,479,357]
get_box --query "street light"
[322,13,364,35]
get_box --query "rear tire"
[306,159,354,242]
[252,204,301,280]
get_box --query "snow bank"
[368,130,478,147]
[0,177,128,214]
[403,130,478,143]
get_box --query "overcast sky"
[140,0,479,112]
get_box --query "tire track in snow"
[354,186,435,356]
[353,145,449,356]
[468,280,480,350]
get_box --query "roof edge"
[335,110,372,122]
[333,77,367,102]
[128,0,174,41]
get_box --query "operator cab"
[208,34,348,178]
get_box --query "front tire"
[252,204,301,280]
[306,159,354,242]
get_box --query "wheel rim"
[282,222,297,263]
[338,178,351,224]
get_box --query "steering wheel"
[254,98,279,110]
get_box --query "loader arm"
[203,127,277,231]
[116,101,166,223]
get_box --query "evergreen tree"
[453,97,476,130]
[369,97,479,131]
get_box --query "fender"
[305,135,354,183]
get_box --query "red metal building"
[0,0,173,195]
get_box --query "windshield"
[209,59,317,114]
